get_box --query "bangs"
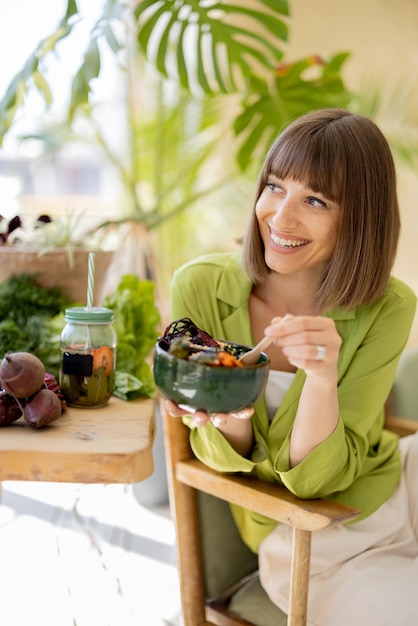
[264,125,345,203]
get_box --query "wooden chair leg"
[162,403,212,626]
[174,480,209,625]
[288,528,311,626]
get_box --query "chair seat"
[228,574,288,626]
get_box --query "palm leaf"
[68,0,123,121]
[0,0,79,143]
[68,39,101,122]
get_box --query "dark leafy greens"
[0,274,69,373]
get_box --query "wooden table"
[0,396,155,484]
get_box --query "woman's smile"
[270,230,311,249]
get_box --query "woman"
[166,108,418,625]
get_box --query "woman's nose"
[272,195,299,226]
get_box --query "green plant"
[0,274,69,374]
[0,0,352,285]
[0,0,351,180]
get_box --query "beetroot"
[0,352,64,428]
[23,388,62,429]
[0,391,22,426]
[0,352,45,398]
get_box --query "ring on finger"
[315,345,326,361]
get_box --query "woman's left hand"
[164,399,254,428]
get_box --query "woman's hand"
[164,399,254,428]
[265,314,341,377]
[165,399,255,456]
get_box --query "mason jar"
[59,307,117,408]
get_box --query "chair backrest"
[391,346,418,421]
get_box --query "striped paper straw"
[87,251,95,309]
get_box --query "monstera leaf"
[134,2,351,170]
[234,52,352,170]
[135,0,290,93]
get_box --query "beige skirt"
[259,433,418,626]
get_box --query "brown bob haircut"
[242,108,400,311]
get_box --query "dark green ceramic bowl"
[153,339,270,413]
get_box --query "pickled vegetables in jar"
[59,307,117,408]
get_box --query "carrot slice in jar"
[92,346,114,376]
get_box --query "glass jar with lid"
[59,306,117,408]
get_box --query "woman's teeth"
[271,233,309,248]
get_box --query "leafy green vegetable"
[0,273,68,325]
[102,275,161,400]
[114,371,145,401]
[0,274,69,372]
[0,319,28,353]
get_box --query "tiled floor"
[0,479,182,626]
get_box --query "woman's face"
[255,176,340,279]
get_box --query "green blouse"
[170,252,417,553]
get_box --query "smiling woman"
[166,107,418,626]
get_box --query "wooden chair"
[163,400,418,626]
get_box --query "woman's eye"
[307,196,327,208]
[267,181,281,192]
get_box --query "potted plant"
[0,211,116,305]
[0,0,352,290]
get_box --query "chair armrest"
[175,458,360,531]
[385,413,418,437]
